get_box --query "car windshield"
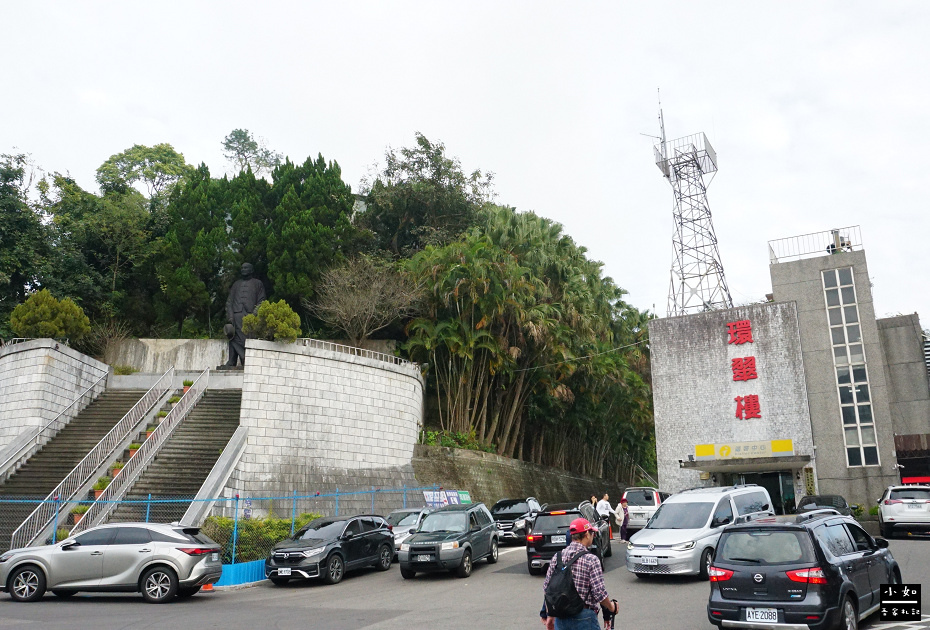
[388,511,421,527]
[646,502,713,529]
[624,490,656,506]
[296,520,346,540]
[718,530,815,565]
[419,512,467,533]
[889,488,930,501]
[798,496,846,510]
[534,514,576,530]
[492,501,528,517]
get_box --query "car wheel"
[322,554,344,585]
[839,595,857,630]
[880,519,893,538]
[52,590,77,598]
[376,544,393,571]
[270,577,290,586]
[176,586,201,598]
[141,566,178,603]
[699,548,713,580]
[605,537,613,558]
[487,539,499,564]
[400,567,416,579]
[455,550,473,578]
[9,565,46,602]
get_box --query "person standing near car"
[595,493,616,539]
[614,497,629,542]
[539,518,619,630]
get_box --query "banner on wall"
[423,490,472,507]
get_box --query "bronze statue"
[225,263,266,366]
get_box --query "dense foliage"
[1,133,655,481]
[202,512,321,563]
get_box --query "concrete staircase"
[108,390,241,525]
[0,390,146,550]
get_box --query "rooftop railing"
[768,226,863,264]
[295,338,413,367]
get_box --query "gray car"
[0,522,222,603]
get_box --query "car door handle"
[90,551,103,556]
[139,548,152,552]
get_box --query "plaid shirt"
[542,541,608,613]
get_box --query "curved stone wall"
[225,339,423,498]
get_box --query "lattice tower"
[654,108,733,316]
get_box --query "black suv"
[265,515,394,586]
[398,503,499,579]
[707,510,901,629]
[525,501,611,575]
[490,497,545,544]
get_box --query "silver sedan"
[0,522,222,603]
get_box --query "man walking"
[540,518,619,630]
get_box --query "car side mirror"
[875,537,890,549]
[408,528,416,535]
[342,532,355,540]
[761,504,770,511]
[61,538,78,549]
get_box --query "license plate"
[211,552,219,561]
[416,554,432,562]
[907,503,923,510]
[551,535,566,544]
[641,556,658,566]
[746,608,777,623]
[634,513,646,519]
[277,567,291,576]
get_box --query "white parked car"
[626,485,773,579]
[877,484,930,538]
[620,487,670,532]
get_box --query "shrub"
[420,429,496,453]
[111,461,124,470]
[242,300,301,343]
[183,380,193,387]
[157,410,167,417]
[71,505,90,515]
[112,365,138,375]
[869,505,879,516]
[168,396,181,404]
[92,477,111,491]
[128,443,142,450]
[851,503,864,518]
[146,424,158,431]
[201,512,322,563]
[10,289,91,341]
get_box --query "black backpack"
[544,548,588,618]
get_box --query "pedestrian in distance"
[595,493,616,540]
[539,518,619,630]
[589,494,597,508]
[615,497,629,542]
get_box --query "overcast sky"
[3,2,928,326]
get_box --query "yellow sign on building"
[695,439,794,460]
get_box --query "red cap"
[568,518,596,535]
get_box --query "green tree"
[96,143,190,197]
[242,299,300,342]
[10,289,90,340]
[222,129,282,176]
[356,133,493,255]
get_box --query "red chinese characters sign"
[727,320,761,419]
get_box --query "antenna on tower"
[653,93,733,317]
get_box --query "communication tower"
[655,105,733,316]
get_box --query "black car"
[265,515,394,586]
[795,495,853,517]
[707,510,901,629]
[398,503,499,579]
[525,502,611,575]
[490,497,545,544]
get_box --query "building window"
[822,268,879,467]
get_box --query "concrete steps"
[107,390,241,525]
[0,390,146,550]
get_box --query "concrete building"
[650,227,930,511]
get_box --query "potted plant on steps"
[182,380,193,394]
[111,461,124,478]
[71,505,89,525]
[146,424,158,439]
[128,443,142,458]
[168,395,180,405]
[92,477,111,499]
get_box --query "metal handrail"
[0,372,108,481]
[10,368,175,549]
[71,369,210,533]
[295,338,412,367]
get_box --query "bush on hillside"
[10,289,90,341]
[241,300,301,343]
[202,512,322,563]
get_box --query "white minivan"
[626,485,773,579]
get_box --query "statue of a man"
[225,263,266,366]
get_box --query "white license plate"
[641,556,658,566]
[277,567,291,576]
[551,535,566,544]
[211,552,219,561]
[907,503,923,510]
[633,513,646,519]
[746,608,777,623]
[416,554,432,562]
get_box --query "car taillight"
[387,524,393,532]
[708,566,733,581]
[178,547,216,556]
[884,499,903,505]
[786,568,827,584]
[549,511,566,515]
[526,535,539,542]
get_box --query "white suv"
[878,484,930,538]
[626,485,773,579]
[621,487,670,532]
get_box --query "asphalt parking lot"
[1,537,928,629]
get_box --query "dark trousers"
[226,331,245,366]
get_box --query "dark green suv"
[397,503,499,579]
